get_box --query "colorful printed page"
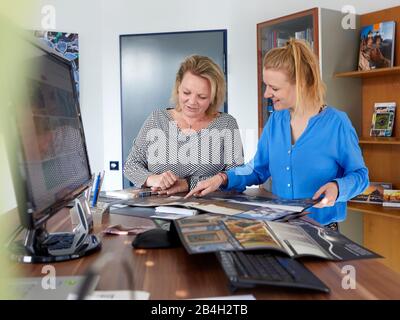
[174,214,382,261]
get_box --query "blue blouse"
[223,106,369,225]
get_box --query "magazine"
[126,193,317,221]
[174,214,381,261]
[358,21,395,71]
[370,102,396,137]
[203,193,316,221]
[383,189,400,207]
[350,182,393,204]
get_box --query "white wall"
[30,0,400,190]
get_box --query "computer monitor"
[5,36,101,263]
[0,135,21,247]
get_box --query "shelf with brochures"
[358,137,400,145]
[348,202,400,219]
[334,66,400,78]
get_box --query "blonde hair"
[263,38,326,115]
[171,55,226,116]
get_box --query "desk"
[16,190,400,300]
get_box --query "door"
[120,30,227,188]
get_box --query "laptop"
[216,250,330,293]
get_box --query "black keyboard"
[234,251,294,282]
[216,251,330,293]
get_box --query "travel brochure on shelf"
[173,214,380,261]
[125,192,317,222]
[383,190,400,207]
[358,21,395,71]
[350,182,393,204]
[370,102,396,137]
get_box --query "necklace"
[181,114,209,130]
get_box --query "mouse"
[132,228,181,249]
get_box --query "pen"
[98,170,105,193]
[91,173,101,207]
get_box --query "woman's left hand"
[312,182,339,208]
[157,179,189,195]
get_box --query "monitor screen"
[15,40,91,229]
[0,134,21,244]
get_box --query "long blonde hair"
[263,38,326,115]
[171,55,226,116]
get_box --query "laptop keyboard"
[220,251,294,282]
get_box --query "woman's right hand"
[146,171,178,190]
[184,174,226,198]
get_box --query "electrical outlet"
[109,161,119,171]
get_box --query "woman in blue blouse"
[186,39,369,228]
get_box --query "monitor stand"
[10,195,101,263]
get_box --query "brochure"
[174,214,381,261]
[350,182,393,204]
[126,193,316,222]
[383,189,400,207]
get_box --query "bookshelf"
[337,5,400,273]
[358,137,400,145]
[257,8,362,136]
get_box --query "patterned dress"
[124,108,244,190]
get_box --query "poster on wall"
[33,31,80,99]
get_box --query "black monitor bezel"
[7,37,92,230]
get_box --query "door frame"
[119,29,228,188]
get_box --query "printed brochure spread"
[173,214,381,261]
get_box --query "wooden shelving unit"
[348,202,400,219]
[334,66,400,78]
[358,137,400,145]
[337,5,400,273]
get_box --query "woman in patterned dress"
[124,55,244,195]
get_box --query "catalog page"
[175,215,382,261]
[175,214,285,254]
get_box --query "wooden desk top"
[15,190,400,300]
